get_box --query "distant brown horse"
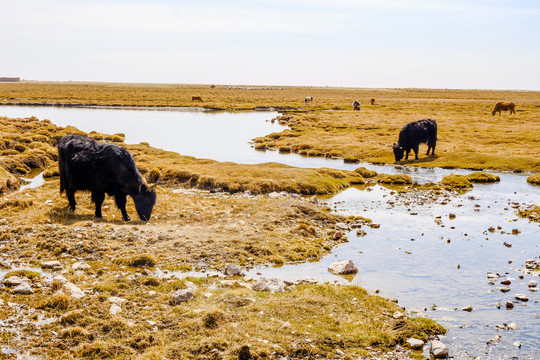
[370,98,375,105]
[192,96,203,102]
[352,100,360,110]
[492,102,515,115]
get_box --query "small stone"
[497,287,511,293]
[53,275,68,284]
[528,280,538,288]
[506,322,518,330]
[515,294,529,302]
[13,283,33,295]
[72,261,91,271]
[62,282,85,299]
[281,321,291,329]
[328,260,358,275]
[406,338,424,350]
[108,296,127,304]
[487,334,502,344]
[169,289,194,305]
[462,306,473,312]
[506,300,514,309]
[500,279,511,285]
[3,276,26,287]
[109,304,122,315]
[252,278,287,293]
[511,229,521,235]
[41,260,63,270]
[513,341,522,348]
[430,340,449,358]
[449,213,456,219]
[224,264,243,276]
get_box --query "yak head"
[392,144,404,162]
[133,184,157,221]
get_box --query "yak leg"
[67,189,76,212]
[115,193,130,222]
[92,191,105,219]
[413,145,419,160]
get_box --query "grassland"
[1,82,538,358]
[1,81,539,172]
[0,116,445,358]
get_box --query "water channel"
[1,105,539,359]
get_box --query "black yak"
[305,96,313,103]
[392,119,437,161]
[352,100,361,110]
[492,102,515,115]
[58,134,156,221]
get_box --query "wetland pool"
[2,105,540,359]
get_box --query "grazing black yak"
[492,102,515,115]
[58,134,156,221]
[392,119,437,161]
[352,100,361,110]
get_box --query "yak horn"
[149,180,160,190]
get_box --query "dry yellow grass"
[1,82,538,172]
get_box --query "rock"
[335,223,349,231]
[513,341,522,348]
[529,280,538,288]
[512,229,521,235]
[333,231,343,240]
[0,259,12,269]
[497,287,511,293]
[515,294,529,302]
[224,264,243,276]
[406,338,424,350]
[252,278,287,293]
[328,260,358,275]
[13,283,33,295]
[462,306,473,312]
[281,321,291,329]
[506,322,518,330]
[3,276,26,287]
[393,311,405,319]
[169,289,194,305]
[430,340,449,358]
[500,279,511,285]
[62,282,85,299]
[487,334,502,344]
[72,261,91,271]
[109,304,122,315]
[487,272,499,279]
[108,296,127,304]
[41,260,63,271]
[506,300,514,309]
[53,275,68,284]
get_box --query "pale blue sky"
[2,0,539,89]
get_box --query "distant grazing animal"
[192,96,203,102]
[492,102,515,115]
[352,100,361,110]
[392,119,437,161]
[58,134,157,221]
[370,98,375,105]
[210,84,216,88]
[305,96,313,103]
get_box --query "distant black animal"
[58,134,157,221]
[352,100,361,110]
[392,119,437,161]
[305,96,313,103]
[370,98,375,105]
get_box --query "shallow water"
[2,105,540,359]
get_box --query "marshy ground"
[0,83,539,359]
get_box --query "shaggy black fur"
[392,119,437,161]
[58,134,156,221]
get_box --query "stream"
[2,105,539,359]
